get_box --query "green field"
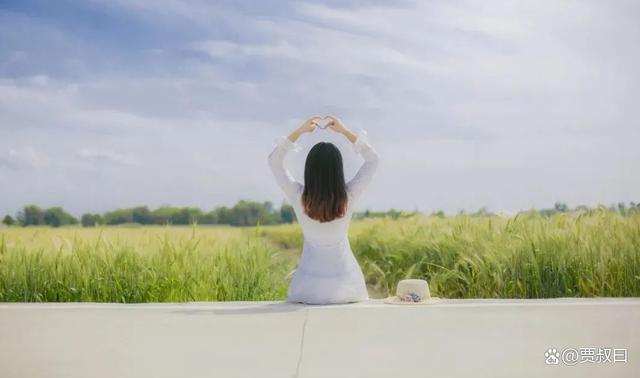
[1,210,639,302]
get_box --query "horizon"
[1,1,639,216]
[3,199,637,222]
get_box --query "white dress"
[268,129,380,305]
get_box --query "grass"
[0,225,293,302]
[261,210,640,299]
[1,210,639,302]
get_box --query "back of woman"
[267,115,380,304]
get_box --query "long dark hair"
[302,142,348,222]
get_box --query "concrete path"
[1,298,638,378]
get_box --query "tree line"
[1,200,298,227]
[0,200,413,228]
[429,201,640,218]
[2,201,637,228]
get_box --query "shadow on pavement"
[168,301,359,315]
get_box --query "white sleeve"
[268,135,304,205]
[346,129,380,204]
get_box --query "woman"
[268,115,380,304]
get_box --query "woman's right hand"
[324,115,358,143]
[323,115,348,133]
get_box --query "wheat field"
[1,209,638,302]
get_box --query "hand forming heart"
[315,117,333,129]
[299,115,345,134]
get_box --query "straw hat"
[383,279,442,305]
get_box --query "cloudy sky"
[1,0,639,217]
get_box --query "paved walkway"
[1,298,639,378]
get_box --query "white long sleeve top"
[267,129,380,304]
[267,129,380,245]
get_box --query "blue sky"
[1,0,639,216]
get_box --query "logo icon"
[545,348,560,365]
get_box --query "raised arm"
[267,116,320,204]
[345,130,379,202]
[324,115,380,203]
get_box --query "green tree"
[280,204,295,224]
[43,207,78,227]
[17,205,45,226]
[173,207,203,225]
[264,201,274,213]
[150,207,176,225]
[215,206,232,225]
[199,210,219,224]
[230,200,272,226]
[132,206,153,224]
[81,213,103,227]
[103,208,134,225]
[150,206,203,225]
[2,215,15,226]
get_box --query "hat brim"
[383,296,442,305]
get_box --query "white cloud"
[75,148,138,166]
[0,147,48,170]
